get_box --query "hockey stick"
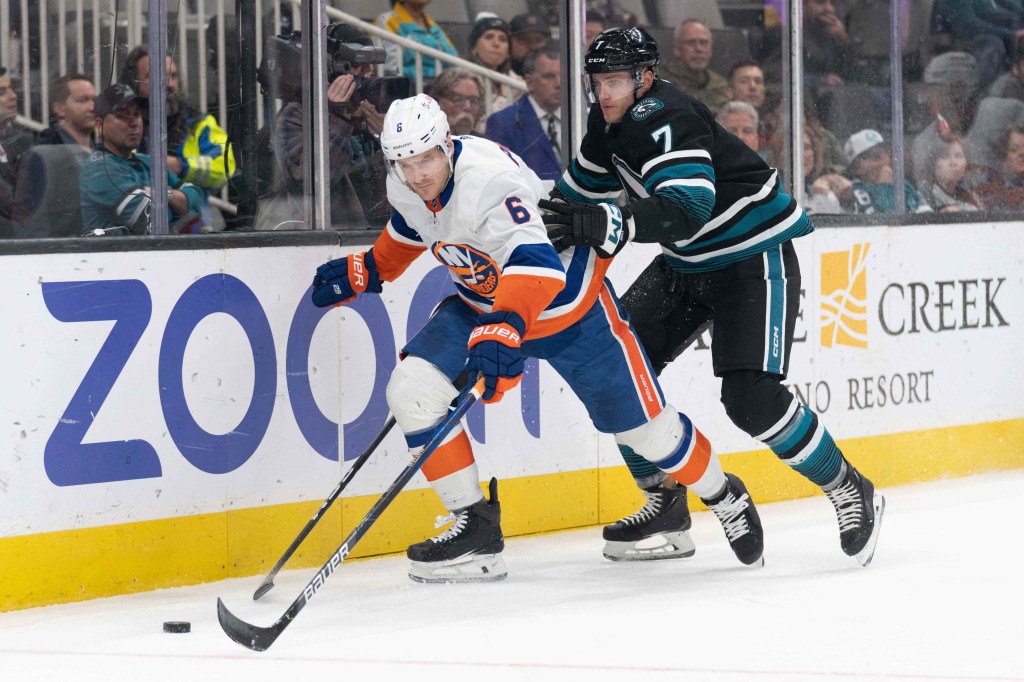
[252,417,397,601]
[218,375,485,652]
[252,371,470,600]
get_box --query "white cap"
[844,128,886,164]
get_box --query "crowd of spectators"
[3,0,1024,238]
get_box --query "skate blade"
[603,531,696,562]
[408,553,508,583]
[855,493,886,567]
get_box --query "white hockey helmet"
[380,93,451,161]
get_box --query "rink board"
[2,223,1022,610]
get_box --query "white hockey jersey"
[371,136,611,339]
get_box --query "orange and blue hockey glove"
[311,250,383,308]
[466,311,526,404]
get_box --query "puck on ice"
[163,621,191,633]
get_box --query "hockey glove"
[539,199,632,258]
[465,311,526,404]
[311,250,383,308]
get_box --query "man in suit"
[485,43,562,183]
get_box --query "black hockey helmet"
[584,27,660,75]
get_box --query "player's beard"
[449,111,476,136]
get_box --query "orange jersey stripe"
[519,256,612,339]
[372,228,427,282]
[492,273,565,333]
[420,429,475,482]
[597,285,663,420]
[668,430,713,487]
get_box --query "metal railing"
[2,1,526,221]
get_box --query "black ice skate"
[603,483,696,561]
[702,474,764,567]
[824,467,886,566]
[407,477,507,583]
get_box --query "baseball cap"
[844,129,886,163]
[94,83,144,117]
[923,52,978,89]
[509,13,551,38]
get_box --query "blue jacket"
[485,95,563,183]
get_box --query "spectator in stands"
[509,13,551,77]
[584,11,605,50]
[269,24,389,230]
[659,19,729,113]
[716,101,761,153]
[485,43,562,182]
[802,0,862,87]
[466,15,520,116]
[80,84,206,234]
[432,68,485,135]
[964,97,1024,172]
[803,125,852,214]
[911,52,980,187]
[844,128,932,214]
[15,74,96,237]
[933,0,1024,93]
[761,88,847,178]
[376,0,459,87]
[724,60,766,112]
[998,124,1024,208]
[913,130,981,212]
[37,74,96,152]
[119,47,236,193]
[988,38,1024,102]
[0,66,31,236]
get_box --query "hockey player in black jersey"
[541,27,885,567]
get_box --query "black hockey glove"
[538,199,631,258]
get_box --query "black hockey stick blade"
[217,597,284,652]
[252,416,397,601]
[219,375,484,651]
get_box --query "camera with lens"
[258,23,410,113]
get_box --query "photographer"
[264,23,402,229]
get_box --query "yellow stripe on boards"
[3,419,1021,612]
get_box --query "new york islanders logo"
[432,243,501,297]
[631,98,663,121]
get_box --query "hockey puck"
[163,621,191,633]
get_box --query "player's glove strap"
[311,250,383,308]
[539,199,632,258]
[466,311,527,404]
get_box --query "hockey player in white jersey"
[310,94,764,583]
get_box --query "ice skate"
[825,467,885,566]
[407,477,507,583]
[603,483,696,561]
[702,474,764,566]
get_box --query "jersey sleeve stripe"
[575,151,610,174]
[568,160,622,191]
[387,210,423,244]
[640,149,712,176]
[656,185,716,225]
[560,173,621,202]
[645,163,715,189]
[372,228,427,281]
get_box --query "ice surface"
[2,472,1022,681]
